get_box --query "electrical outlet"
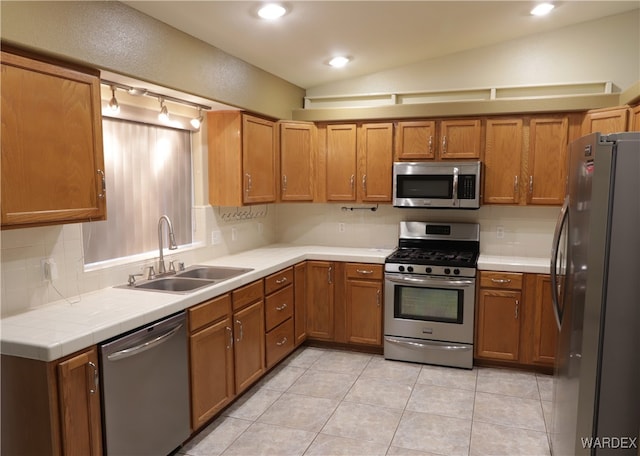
[211,230,222,245]
[257,222,264,234]
[41,258,58,281]
[231,227,238,241]
[338,223,346,233]
[496,225,505,239]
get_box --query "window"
[83,118,193,266]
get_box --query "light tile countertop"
[1,244,549,362]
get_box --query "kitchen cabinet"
[358,123,394,201]
[522,274,558,367]
[207,111,277,206]
[483,118,523,204]
[527,117,569,205]
[630,104,640,131]
[394,118,481,161]
[344,263,383,346]
[1,49,106,229]
[395,120,437,160]
[294,262,307,346]
[279,121,316,201]
[582,106,630,135]
[264,267,295,368]
[324,124,358,201]
[306,261,336,340]
[188,294,234,430]
[232,280,266,394]
[1,346,102,455]
[438,119,482,159]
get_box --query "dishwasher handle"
[107,323,184,361]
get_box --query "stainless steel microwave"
[393,161,481,209]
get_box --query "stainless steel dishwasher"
[99,311,190,456]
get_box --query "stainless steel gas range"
[384,221,479,369]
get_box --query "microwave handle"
[452,167,459,206]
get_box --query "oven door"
[384,273,475,344]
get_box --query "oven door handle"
[385,336,471,352]
[385,274,474,287]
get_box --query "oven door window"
[394,285,463,324]
[396,175,453,199]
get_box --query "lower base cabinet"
[475,271,558,369]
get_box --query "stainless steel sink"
[132,277,215,293]
[175,265,253,280]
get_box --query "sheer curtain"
[83,118,193,265]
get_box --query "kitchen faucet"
[157,215,178,274]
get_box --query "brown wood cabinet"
[294,262,307,346]
[630,105,640,132]
[522,274,558,367]
[527,117,569,205]
[1,346,102,456]
[439,119,482,159]
[395,120,437,160]
[395,118,481,161]
[483,118,523,204]
[344,263,383,347]
[358,123,394,201]
[279,121,316,202]
[264,267,295,368]
[582,106,630,135]
[325,124,358,201]
[207,111,277,206]
[1,50,106,229]
[188,294,234,430]
[232,280,266,394]
[305,260,336,340]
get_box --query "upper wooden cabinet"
[395,119,481,161]
[279,121,316,202]
[582,106,630,135]
[324,124,358,201]
[527,117,569,205]
[1,50,106,229]
[207,111,277,206]
[358,123,393,202]
[629,104,640,132]
[483,118,523,205]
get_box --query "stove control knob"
[453,269,460,275]
[425,267,432,274]
[444,268,451,275]
[407,266,414,273]
[398,266,405,272]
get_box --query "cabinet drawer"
[265,285,294,331]
[188,294,231,332]
[265,267,294,295]
[345,263,383,280]
[480,271,523,290]
[265,318,294,368]
[232,280,264,311]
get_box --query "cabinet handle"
[226,326,233,349]
[376,289,381,307]
[491,278,512,284]
[514,175,519,196]
[276,303,288,311]
[362,174,367,194]
[282,175,287,193]
[97,169,106,199]
[356,269,374,275]
[276,337,288,346]
[441,136,447,154]
[515,299,520,319]
[275,277,288,284]
[350,175,355,189]
[245,173,252,196]
[529,176,533,194]
[235,319,243,342]
[88,361,98,394]
[328,266,333,284]
[428,136,433,154]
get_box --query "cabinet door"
[345,279,382,346]
[438,119,482,159]
[528,117,569,206]
[483,118,523,204]
[280,122,315,201]
[582,107,629,135]
[326,124,357,201]
[359,123,393,202]
[294,262,307,346]
[233,300,265,394]
[306,261,335,340]
[476,289,522,361]
[531,275,558,366]
[57,347,102,456]
[189,317,234,430]
[630,105,640,132]
[243,114,276,204]
[1,51,105,228]
[395,120,436,160]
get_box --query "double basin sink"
[121,266,253,294]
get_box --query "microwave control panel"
[458,175,477,199]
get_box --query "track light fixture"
[108,85,120,113]
[158,98,169,122]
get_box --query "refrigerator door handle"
[550,196,569,331]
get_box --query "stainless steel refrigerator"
[550,132,640,455]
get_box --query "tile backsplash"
[1,203,559,317]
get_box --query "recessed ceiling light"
[328,56,350,68]
[258,3,287,20]
[531,3,555,16]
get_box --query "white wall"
[306,11,640,97]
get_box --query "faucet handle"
[128,273,143,286]
[145,266,156,280]
[169,260,176,273]
[178,262,185,271]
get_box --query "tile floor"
[179,346,553,456]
